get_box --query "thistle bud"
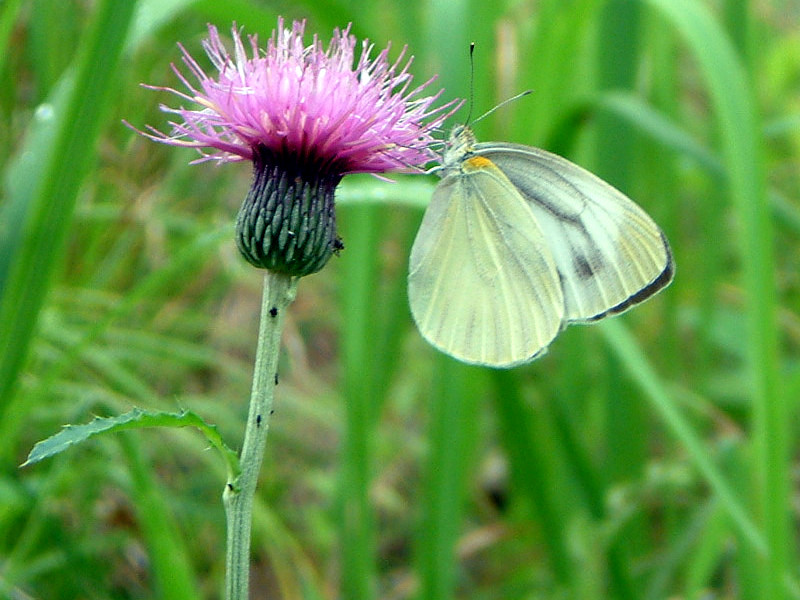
[236,147,341,275]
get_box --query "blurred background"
[1,0,799,598]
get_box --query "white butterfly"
[408,125,674,368]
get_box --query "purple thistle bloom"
[134,20,460,276]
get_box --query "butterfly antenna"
[472,89,533,125]
[464,42,476,125]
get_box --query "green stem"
[224,272,298,600]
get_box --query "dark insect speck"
[269,306,278,317]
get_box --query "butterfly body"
[408,125,673,368]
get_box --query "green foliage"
[2,0,799,599]
[24,408,239,480]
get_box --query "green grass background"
[2,0,799,598]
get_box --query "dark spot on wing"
[573,254,595,280]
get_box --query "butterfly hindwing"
[474,142,673,322]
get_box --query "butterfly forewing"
[474,142,673,322]
[409,159,565,367]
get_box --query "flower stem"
[224,272,298,600]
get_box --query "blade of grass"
[337,175,435,211]
[337,204,382,600]
[0,0,138,450]
[251,493,329,600]
[120,432,201,600]
[10,353,199,598]
[723,0,751,64]
[595,0,641,188]
[412,4,478,598]
[59,328,203,600]
[542,373,638,600]
[370,212,423,404]
[190,0,278,36]
[596,92,724,179]
[90,353,202,600]
[0,0,23,77]
[127,0,203,50]
[645,1,788,598]
[491,371,576,590]
[600,318,764,555]
[417,0,472,128]
[1,79,69,304]
[416,358,480,600]
[184,419,331,600]
[338,178,427,413]
[518,0,601,142]
[644,499,718,600]
[682,500,731,599]
[637,16,686,556]
[28,0,78,100]
[0,228,228,466]
[594,0,649,579]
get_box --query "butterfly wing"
[408,158,565,367]
[474,142,673,322]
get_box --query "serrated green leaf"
[23,408,240,479]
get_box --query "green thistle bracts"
[236,147,342,276]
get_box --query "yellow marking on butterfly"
[464,156,495,170]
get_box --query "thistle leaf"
[23,408,240,478]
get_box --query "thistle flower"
[135,20,460,276]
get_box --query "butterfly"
[408,125,674,368]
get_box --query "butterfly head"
[440,125,477,173]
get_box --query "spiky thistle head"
[133,20,460,276]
